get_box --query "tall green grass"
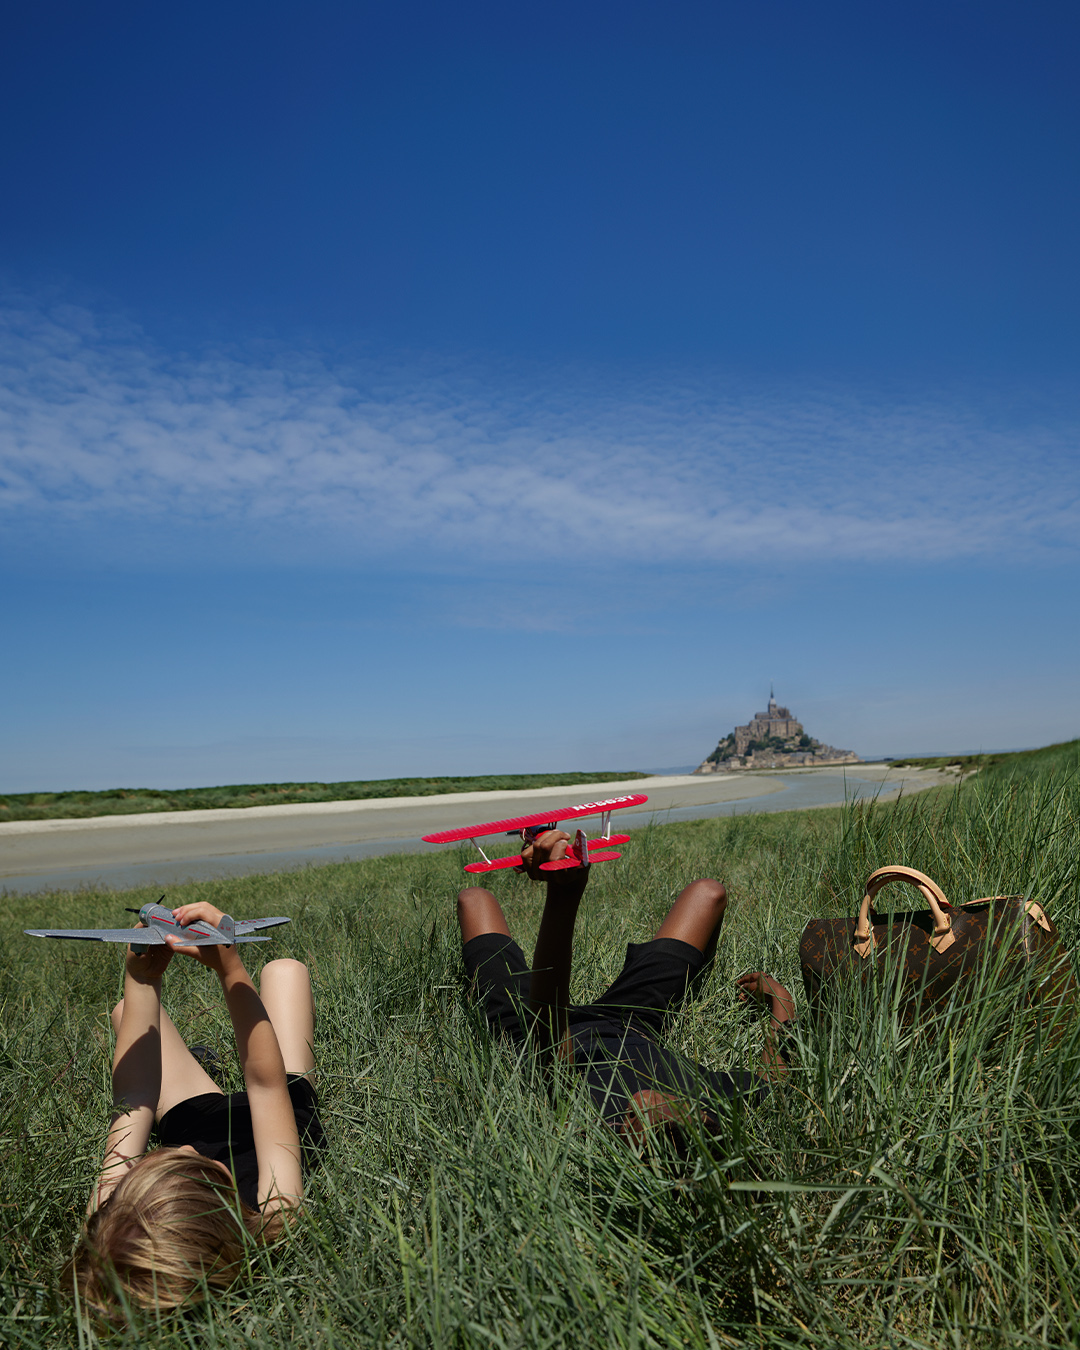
[1,745,1078,1347]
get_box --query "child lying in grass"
[458,831,796,1146]
[69,903,323,1321]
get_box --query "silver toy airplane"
[24,898,290,952]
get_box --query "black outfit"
[462,933,766,1129]
[155,1075,325,1211]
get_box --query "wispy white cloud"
[2,296,1078,566]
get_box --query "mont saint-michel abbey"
[695,690,859,773]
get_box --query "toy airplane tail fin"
[576,829,590,867]
[216,913,235,944]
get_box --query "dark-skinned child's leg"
[602,878,727,1138]
[458,886,531,1043]
[457,886,512,943]
[653,878,727,963]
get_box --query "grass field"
[0,772,650,824]
[2,741,1078,1347]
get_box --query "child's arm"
[523,832,590,1058]
[736,971,797,1080]
[89,937,175,1213]
[171,904,303,1216]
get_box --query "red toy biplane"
[422,793,649,874]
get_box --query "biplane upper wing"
[422,793,648,844]
[540,850,622,871]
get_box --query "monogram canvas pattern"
[800,871,1077,1028]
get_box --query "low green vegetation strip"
[0,770,649,823]
[3,740,1079,1347]
[891,735,1080,773]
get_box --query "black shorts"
[462,933,765,1127]
[155,1074,325,1211]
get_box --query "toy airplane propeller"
[422,792,648,874]
[24,899,290,952]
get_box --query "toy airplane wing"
[148,910,288,943]
[23,926,170,944]
[423,793,647,874]
[463,834,630,874]
[232,917,291,935]
[421,793,648,844]
[539,847,623,872]
[25,910,291,946]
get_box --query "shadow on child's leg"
[110,998,225,1119]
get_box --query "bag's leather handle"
[853,865,956,959]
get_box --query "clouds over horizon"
[3,295,1078,572]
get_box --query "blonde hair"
[68,1148,284,1321]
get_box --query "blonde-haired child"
[69,903,322,1319]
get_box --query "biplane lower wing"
[464,855,531,875]
[462,835,630,875]
[540,850,621,871]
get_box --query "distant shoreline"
[0,774,675,836]
[0,770,649,826]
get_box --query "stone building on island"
[695,689,860,773]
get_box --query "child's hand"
[172,901,226,930]
[735,971,796,1023]
[168,902,242,973]
[518,829,570,880]
[125,924,174,982]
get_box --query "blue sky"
[2,1,1078,791]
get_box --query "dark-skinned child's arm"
[736,971,797,1081]
[524,831,589,1060]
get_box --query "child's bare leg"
[258,958,316,1081]
[653,878,727,960]
[458,886,512,942]
[110,998,223,1120]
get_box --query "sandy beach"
[0,763,957,893]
